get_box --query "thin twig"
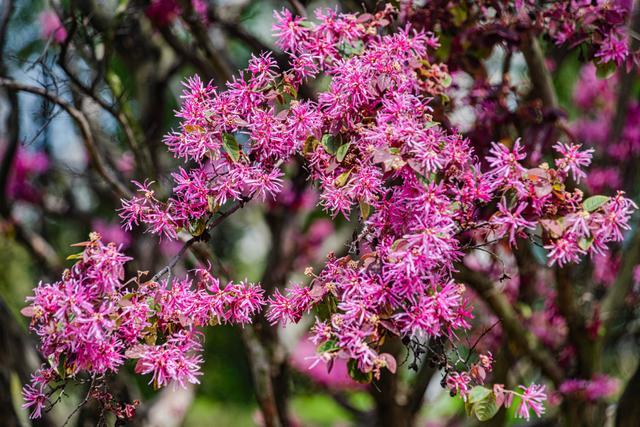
[58,44,152,177]
[61,375,95,427]
[464,320,499,365]
[150,235,202,282]
[288,0,308,18]
[149,197,251,282]
[178,0,232,82]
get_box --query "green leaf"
[207,196,220,213]
[473,394,499,421]
[335,169,352,188]
[583,195,609,212]
[317,340,340,354]
[596,61,617,79]
[359,200,371,219]
[467,386,492,404]
[336,143,351,162]
[321,134,340,154]
[303,136,319,154]
[450,5,468,26]
[465,387,499,421]
[222,133,240,162]
[347,359,373,384]
[66,252,83,260]
[578,236,594,251]
[189,218,207,237]
[464,400,474,417]
[441,73,453,88]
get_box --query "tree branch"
[405,356,436,418]
[0,0,19,215]
[178,0,232,83]
[157,25,219,80]
[0,78,132,199]
[601,228,640,337]
[556,268,597,377]
[241,325,283,427]
[58,38,154,178]
[521,34,558,110]
[288,0,308,18]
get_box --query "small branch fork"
[149,196,251,283]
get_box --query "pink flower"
[22,384,47,419]
[146,0,208,27]
[516,384,547,420]
[560,375,619,401]
[633,265,640,284]
[39,11,67,43]
[1,145,49,203]
[586,168,621,194]
[544,233,586,267]
[553,142,594,183]
[486,138,526,179]
[446,372,472,399]
[595,32,629,65]
[290,336,362,390]
[273,9,309,52]
[92,219,132,249]
[491,200,536,247]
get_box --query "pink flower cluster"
[445,353,547,421]
[1,145,49,203]
[559,374,619,402]
[39,10,67,44]
[24,2,640,422]
[539,0,633,66]
[118,2,634,392]
[21,234,264,418]
[145,0,208,27]
[573,64,640,164]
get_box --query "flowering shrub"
[22,234,264,419]
[17,1,639,424]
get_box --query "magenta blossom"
[39,10,67,43]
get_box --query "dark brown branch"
[61,376,95,427]
[0,78,132,199]
[521,35,558,110]
[178,0,232,83]
[326,390,367,419]
[0,0,11,52]
[616,360,640,427]
[157,25,218,80]
[241,325,283,427]
[556,268,597,377]
[601,228,640,337]
[0,0,19,215]
[288,0,308,18]
[57,47,153,178]
[405,356,436,418]
[9,220,62,272]
[150,197,249,282]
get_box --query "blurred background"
[1,1,639,426]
